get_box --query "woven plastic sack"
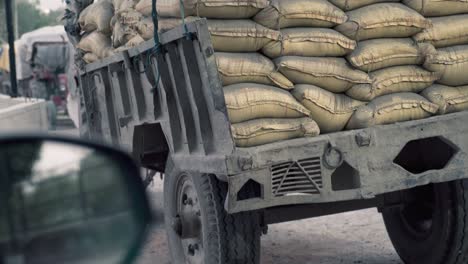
[421,84,468,114]
[414,15,468,48]
[77,31,115,59]
[231,117,320,147]
[424,45,468,86]
[403,0,468,16]
[253,0,347,29]
[292,84,365,133]
[347,93,439,129]
[275,56,371,93]
[78,0,114,35]
[158,17,200,32]
[136,0,268,18]
[347,38,434,72]
[136,18,155,40]
[329,0,401,11]
[216,52,293,89]
[157,18,279,51]
[262,28,356,58]
[207,20,279,52]
[335,3,430,41]
[223,83,310,123]
[347,66,440,101]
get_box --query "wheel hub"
[400,185,436,238]
[175,176,204,263]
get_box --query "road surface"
[54,122,402,264]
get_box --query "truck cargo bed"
[79,20,468,213]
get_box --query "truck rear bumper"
[225,112,468,213]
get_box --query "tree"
[0,0,63,42]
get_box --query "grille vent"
[271,157,322,197]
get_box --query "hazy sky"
[39,0,64,12]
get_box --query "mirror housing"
[0,135,152,264]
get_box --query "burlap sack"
[77,31,115,59]
[216,52,294,89]
[421,84,468,114]
[347,66,440,101]
[83,53,99,64]
[207,20,279,52]
[223,83,310,123]
[346,93,439,129]
[403,0,468,17]
[67,0,94,14]
[115,35,146,52]
[136,0,268,18]
[231,117,320,147]
[136,18,155,40]
[329,0,401,11]
[335,3,430,41]
[275,56,371,93]
[347,38,435,72]
[262,28,356,58]
[414,15,468,48]
[424,45,468,86]
[292,84,365,133]
[253,0,347,29]
[112,20,139,48]
[78,0,114,35]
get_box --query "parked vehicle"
[78,21,468,263]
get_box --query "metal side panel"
[226,112,468,213]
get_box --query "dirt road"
[136,179,402,264]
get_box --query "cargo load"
[347,93,439,129]
[136,0,269,18]
[329,0,401,11]
[78,0,114,35]
[403,0,468,16]
[206,20,280,52]
[231,117,320,147]
[275,56,371,93]
[262,28,356,58]
[423,45,468,86]
[223,83,310,123]
[335,3,431,41]
[77,31,115,59]
[421,84,468,114]
[346,66,440,101]
[253,0,347,29]
[347,38,433,72]
[215,52,294,89]
[292,84,365,132]
[413,15,468,48]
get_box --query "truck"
[78,20,468,264]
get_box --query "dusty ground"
[136,180,402,264]
[55,123,402,264]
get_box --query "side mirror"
[0,136,151,264]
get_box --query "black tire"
[164,160,261,264]
[382,180,468,264]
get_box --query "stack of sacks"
[111,0,157,51]
[253,0,372,134]
[330,1,441,129]
[405,0,468,115]
[76,0,115,63]
[136,0,327,147]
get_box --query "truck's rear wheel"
[382,180,468,264]
[164,162,261,264]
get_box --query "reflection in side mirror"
[0,137,151,264]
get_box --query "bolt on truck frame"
[78,20,468,264]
